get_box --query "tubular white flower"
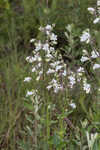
[93,18,100,24]
[30,38,35,43]
[81,56,89,62]
[87,7,95,14]
[83,79,91,94]
[32,67,36,73]
[43,43,49,51]
[50,33,57,41]
[77,67,84,72]
[26,90,34,97]
[91,50,99,58]
[26,56,36,63]
[93,64,100,70]
[45,24,52,31]
[69,103,76,109]
[55,65,63,72]
[24,77,32,82]
[68,74,76,88]
[80,29,91,43]
[62,70,67,76]
[35,41,42,51]
[46,68,55,74]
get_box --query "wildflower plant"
[22,1,100,149]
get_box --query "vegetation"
[0,0,100,150]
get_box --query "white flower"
[83,49,88,55]
[50,61,61,67]
[91,50,99,58]
[68,75,76,88]
[50,33,57,41]
[55,65,63,72]
[47,85,52,90]
[26,56,36,63]
[50,47,55,51]
[26,91,34,97]
[62,70,67,76]
[93,18,100,24]
[37,63,42,68]
[77,67,84,72]
[46,53,53,59]
[81,56,89,62]
[35,41,42,51]
[30,38,35,43]
[86,132,98,150]
[36,75,41,81]
[50,79,57,84]
[45,24,52,31]
[83,79,91,94]
[47,79,63,93]
[43,43,49,51]
[39,26,44,31]
[69,103,76,109]
[97,0,100,6]
[47,68,55,74]
[93,64,100,70]
[32,67,36,72]
[54,85,63,93]
[80,29,91,43]
[24,77,32,82]
[87,7,95,14]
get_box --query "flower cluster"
[88,0,100,24]
[24,23,100,95]
[80,29,91,44]
[25,24,67,93]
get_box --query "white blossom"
[45,24,52,31]
[54,85,63,93]
[30,38,35,43]
[62,70,67,76]
[50,33,57,41]
[43,43,49,51]
[26,56,36,63]
[68,74,76,88]
[47,68,55,74]
[55,65,63,72]
[69,103,76,109]
[50,61,61,67]
[93,18,100,24]
[46,53,53,59]
[81,56,89,62]
[35,41,42,51]
[77,67,84,72]
[50,47,55,51]
[91,50,99,58]
[83,79,91,94]
[24,77,32,82]
[32,67,36,72]
[47,85,52,90]
[82,49,88,55]
[93,64,100,70]
[87,7,95,14]
[80,29,91,43]
[26,91,34,97]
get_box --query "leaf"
[79,94,88,114]
[24,101,34,111]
